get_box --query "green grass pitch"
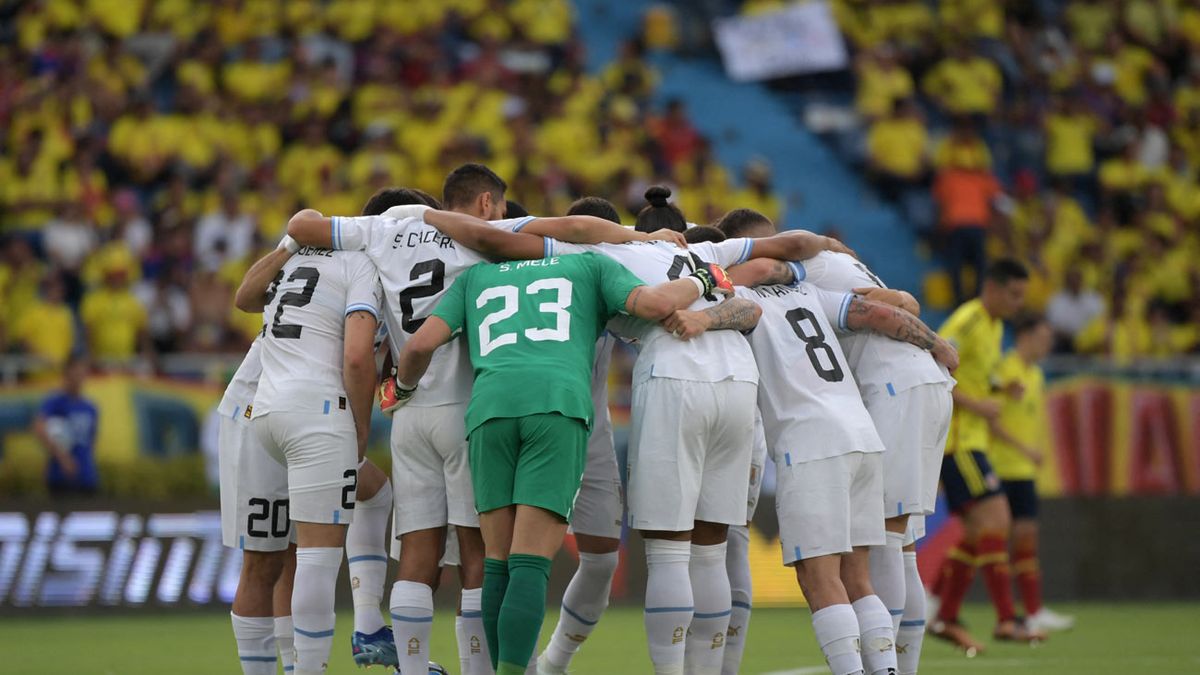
[3,603,1197,674]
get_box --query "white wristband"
[686,275,706,296]
[278,234,300,254]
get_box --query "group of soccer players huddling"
[220,161,979,675]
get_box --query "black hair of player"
[567,196,621,224]
[443,163,507,208]
[505,200,529,218]
[684,226,726,244]
[1010,311,1047,337]
[985,258,1030,285]
[715,208,774,238]
[361,187,441,216]
[635,185,687,234]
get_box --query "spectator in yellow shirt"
[866,98,929,201]
[1098,141,1150,224]
[923,44,1003,117]
[11,272,76,381]
[855,46,915,119]
[989,313,1076,632]
[80,263,148,365]
[1043,97,1099,179]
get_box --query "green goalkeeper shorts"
[468,413,588,520]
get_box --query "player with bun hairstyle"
[635,186,688,234]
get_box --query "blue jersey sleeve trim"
[737,238,754,264]
[543,237,553,259]
[512,215,537,232]
[838,293,854,331]
[330,216,340,249]
[788,261,806,286]
[345,303,379,319]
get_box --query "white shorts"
[776,451,885,565]
[219,410,293,551]
[746,411,769,523]
[252,410,357,525]
[390,403,479,535]
[863,382,953,517]
[626,378,757,532]
[390,524,461,567]
[569,418,624,539]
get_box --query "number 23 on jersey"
[476,278,574,356]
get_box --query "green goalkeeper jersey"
[432,252,645,435]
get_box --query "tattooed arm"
[844,295,958,370]
[661,298,762,340]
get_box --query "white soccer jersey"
[218,338,262,417]
[330,211,538,406]
[549,239,758,385]
[797,251,950,396]
[736,283,884,463]
[252,247,383,416]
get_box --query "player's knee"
[692,521,729,546]
[242,550,287,585]
[575,533,621,555]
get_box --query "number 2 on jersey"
[268,267,320,339]
[399,259,446,333]
[785,307,845,382]
[477,278,573,356]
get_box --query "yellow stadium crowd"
[0,0,783,379]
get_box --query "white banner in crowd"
[713,1,849,82]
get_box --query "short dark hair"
[985,258,1030,285]
[505,200,529,218]
[1011,311,1046,337]
[634,185,687,234]
[361,187,441,216]
[442,163,507,208]
[684,226,726,244]
[715,208,773,238]
[567,196,621,224]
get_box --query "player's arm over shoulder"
[520,215,686,247]
[843,293,958,370]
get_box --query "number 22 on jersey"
[476,278,573,356]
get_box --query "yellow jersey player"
[929,259,1044,653]
[990,313,1075,634]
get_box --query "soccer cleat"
[352,626,398,668]
[1027,606,1075,632]
[994,619,1046,644]
[928,619,985,657]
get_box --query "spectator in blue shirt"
[33,355,99,495]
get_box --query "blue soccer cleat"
[351,626,398,668]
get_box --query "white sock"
[722,525,752,675]
[231,613,277,675]
[897,552,925,675]
[542,550,619,671]
[459,587,491,674]
[869,531,907,635]
[275,616,295,673]
[292,547,342,675]
[685,542,731,675]
[812,604,864,675]
[644,539,693,675]
[347,481,392,635]
[390,580,434,675]
[853,595,898,675]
